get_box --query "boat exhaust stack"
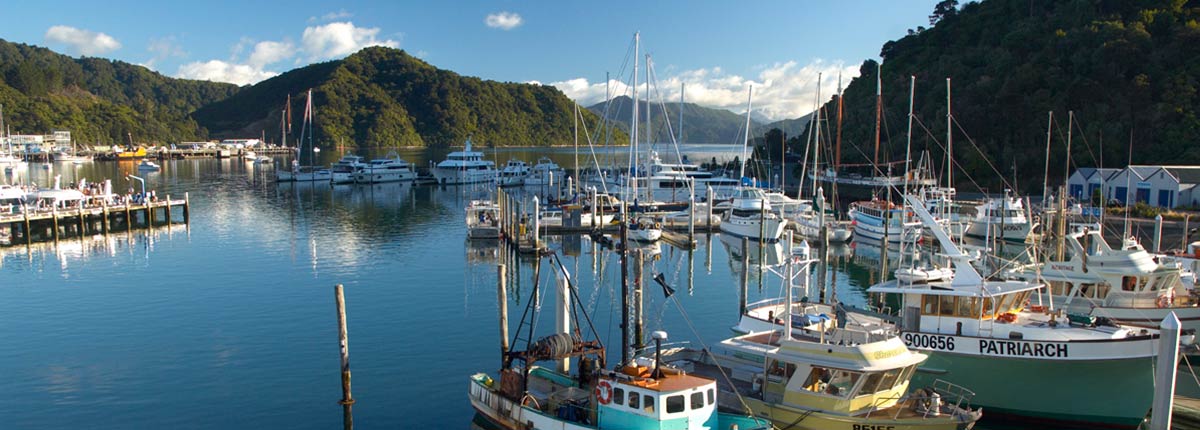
[651,331,667,378]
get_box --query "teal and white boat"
[867,194,1180,428]
[468,249,770,430]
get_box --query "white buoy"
[1149,311,1180,430]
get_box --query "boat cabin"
[595,363,721,430]
[1039,225,1188,307]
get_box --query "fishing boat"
[627,217,662,243]
[433,137,497,185]
[963,190,1034,242]
[1006,223,1200,331]
[468,248,770,430]
[330,153,367,184]
[862,194,1179,428]
[847,199,922,244]
[720,187,788,242]
[465,200,501,239]
[661,238,983,430]
[53,138,92,164]
[137,159,161,171]
[498,159,530,187]
[353,152,416,183]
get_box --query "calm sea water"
[2,153,1168,429]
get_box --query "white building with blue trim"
[1071,165,1200,208]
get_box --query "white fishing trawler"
[963,190,1034,242]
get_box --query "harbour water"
[0,153,846,428]
[0,155,1193,429]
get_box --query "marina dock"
[0,194,189,245]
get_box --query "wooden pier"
[0,194,190,246]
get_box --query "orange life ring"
[595,380,613,405]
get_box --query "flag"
[653,273,674,298]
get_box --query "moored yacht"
[848,198,922,244]
[525,157,565,187]
[498,159,530,187]
[719,188,787,242]
[329,153,367,184]
[433,137,497,185]
[353,152,415,183]
[963,190,1034,242]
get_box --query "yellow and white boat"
[654,244,982,430]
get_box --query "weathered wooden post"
[166,195,172,233]
[101,198,109,234]
[498,264,509,365]
[706,186,714,231]
[52,205,59,243]
[23,208,31,245]
[740,237,749,316]
[334,284,355,430]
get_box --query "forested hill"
[194,47,613,148]
[0,39,238,144]
[806,0,1200,195]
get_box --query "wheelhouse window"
[691,392,704,409]
[922,295,939,315]
[666,395,685,413]
[613,387,625,405]
[707,388,714,405]
[801,366,862,398]
[643,395,654,413]
[628,391,639,409]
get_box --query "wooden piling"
[23,210,31,245]
[101,199,109,234]
[77,205,85,237]
[166,196,172,233]
[498,264,510,365]
[334,284,355,430]
[52,206,59,243]
[740,237,749,316]
[183,192,190,224]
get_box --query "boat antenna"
[873,62,882,170]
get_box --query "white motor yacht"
[433,137,497,185]
[330,153,367,184]
[353,152,416,183]
[719,187,787,242]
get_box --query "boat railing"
[863,379,975,420]
[821,325,897,345]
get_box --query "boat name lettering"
[853,425,896,430]
[1049,264,1072,271]
[901,333,954,351]
[870,348,905,360]
[978,340,1068,358]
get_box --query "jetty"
[0,193,189,245]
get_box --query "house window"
[1115,186,1128,204]
[691,392,704,409]
[666,395,685,413]
[613,387,625,405]
[1070,184,1084,199]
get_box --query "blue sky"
[2,1,941,120]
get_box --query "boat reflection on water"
[0,226,182,271]
[718,232,785,268]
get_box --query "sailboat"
[790,75,852,243]
[719,86,787,242]
[53,136,91,164]
[276,90,331,182]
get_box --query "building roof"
[1125,165,1163,180]
[1072,167,1120,182]
[1162,166,1200,185]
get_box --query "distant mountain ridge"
[587,95,811,145]
[0,38,238,144]
[193,47,614,148]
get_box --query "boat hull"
[964,220,1032,242]
[733,396,977,430]
[912,348,1152,429]
[720,216,787,242]
[353,170,416,183]
[434,167,496,185]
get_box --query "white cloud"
[309,9,353,23]
[248,40,295,69]
[300,21,398,61]
[176,60,277,86]
[44,25,121,56]
[142,36,187,70]
[485,12,523,30]
[549,60,858,121]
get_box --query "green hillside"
[194,47,615,149]
[0,39,238,145]
[806,0,1200,194]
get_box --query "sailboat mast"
[739,86,754,181]
[574,102,579,195]
[812,73,822,199]
[678,83,685,144]
[903,76,915,197]
[873,63,882,171]
[946,78,953,189]
[629,32,639,202]
[1042,111,1052,210]
[835,73,843,171]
